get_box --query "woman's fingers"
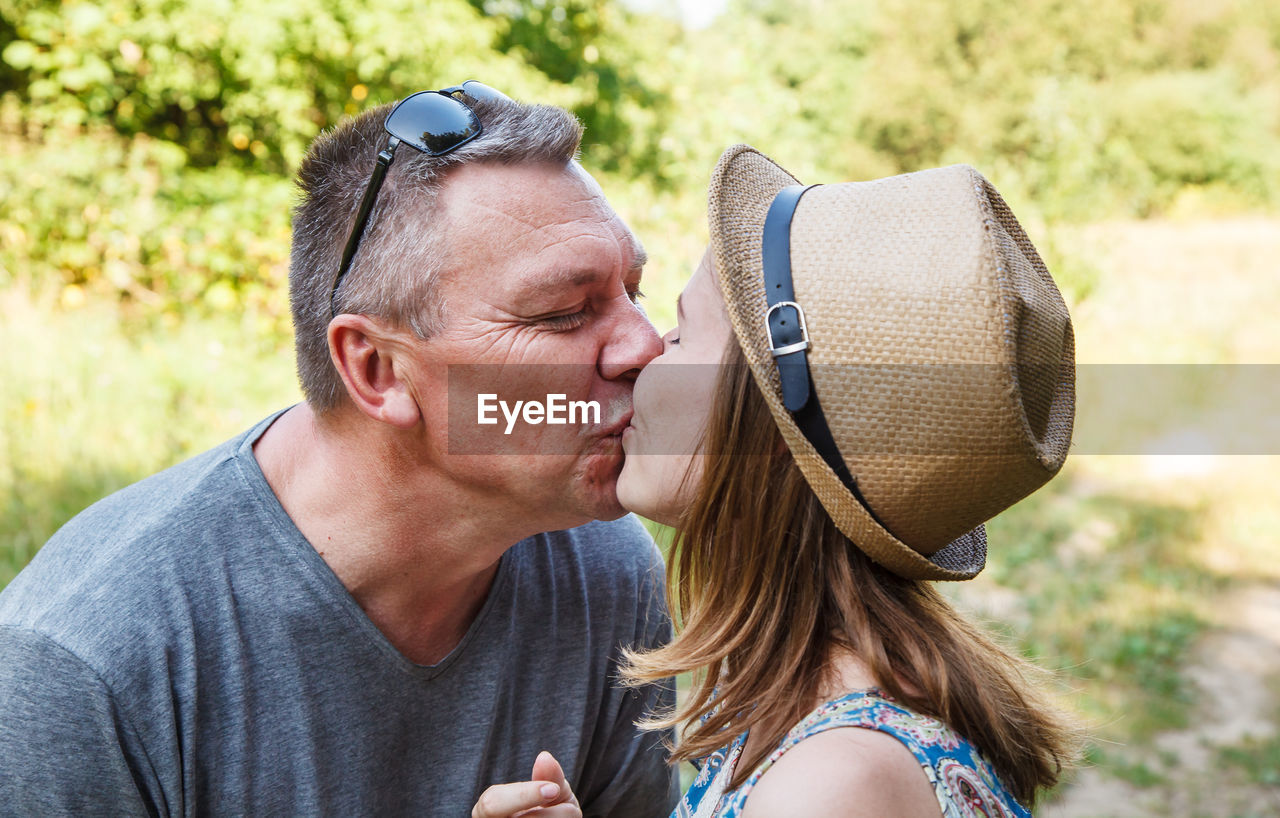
[529,751,580,807]
[471,751,581,817]
[471,781,561,818]
[524,804,582,818]
[530,751,571,801]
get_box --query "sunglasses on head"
[329,81,511,318]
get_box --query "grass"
[1093,749,1167,788]
[1216,685,1280,790]
[954,466,1223,741]
[0,286,299,586]
[1218,734,1280,789]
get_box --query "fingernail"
[540,783,559,800]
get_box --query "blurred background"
[2,0,1278,813]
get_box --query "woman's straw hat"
[708,144,1075,580]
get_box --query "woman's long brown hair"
[622,341,1079,804]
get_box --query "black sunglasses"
[329,81,511,318]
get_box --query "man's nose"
[598,299,663,381]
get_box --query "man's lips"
[599,409,634,438]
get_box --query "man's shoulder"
[0,420,269,665]
[60,429,246,540]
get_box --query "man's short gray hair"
[289,93,584,413]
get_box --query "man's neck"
[251,403,547,665]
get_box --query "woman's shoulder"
[726,691,1030,818]
[739,725,941,818]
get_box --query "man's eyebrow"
[630,245,649,271]
[676,293,684,322]
[519,267,606,290]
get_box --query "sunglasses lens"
[385,91,480,155]
[459,81,511,104]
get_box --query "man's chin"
[574,445,628,522]
[585,496,628,522]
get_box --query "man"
[0,84,678,816]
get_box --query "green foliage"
[1218,729,1280,788]
[0,0,525,171]
[0,0,695,315]
[1090,748,1168,788]
[0,100,295,335]
[0,0,678,174]
[1000,69,1280,218]
[467,0,682,177]
[701,0,1280,219]
[3,0,1279,318]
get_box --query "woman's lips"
[601,409,634,439]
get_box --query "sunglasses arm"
[330,135,402,318]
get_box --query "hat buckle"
[765,301,811,358]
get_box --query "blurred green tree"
[1,0,1277,320]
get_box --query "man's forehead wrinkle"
[454,195,621,250]
[521,221,625,264]
[457,198,548,233]
[467,168,602,216]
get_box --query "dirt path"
[1045,582,1280,817]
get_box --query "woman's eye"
[627,289,646,304]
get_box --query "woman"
[617,144,1079,817]
[473,145,1078,817]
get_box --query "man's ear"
[327,314,422,429]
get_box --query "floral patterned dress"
[674,689,1030,818]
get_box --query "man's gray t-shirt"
[0,412,678,816]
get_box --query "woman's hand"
[472,750,582,818]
